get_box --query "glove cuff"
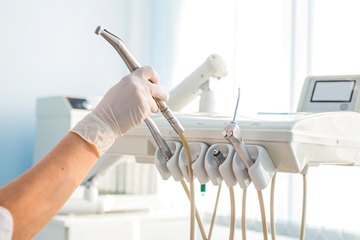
[0,206,13,240]
[71,113,117,156]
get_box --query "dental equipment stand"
[34,73,360,239]
[33,24,360,239]
[113,75,360,171]
[111,75,360,240]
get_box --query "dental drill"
[95,26,184,135]
[95,26,184,161]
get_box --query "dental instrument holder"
[224,121,254,168]
[248,145,275,190]
[166,141,184,181]
[205,144,237,187]
[224,121,275,190]
[204,145,223,186]
[144,118,172,160]
[232,153,251,189]
[179,142,209,184]
[155,141,182,181]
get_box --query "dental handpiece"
[95,26,184,136]
[223,88,254,169]
[212,149,226,166]
[144,117,173,160]
[95,26,174,160]
[223,121,254,169]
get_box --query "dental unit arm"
[167,54,228,112]
[95,26,184,161]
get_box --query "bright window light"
[172,0,291,115]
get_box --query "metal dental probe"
[95,26,175,160]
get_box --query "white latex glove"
[0,206,13,240]
[71,66,169,156]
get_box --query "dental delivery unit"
[33,27,360,240]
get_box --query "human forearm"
[0,66,168,240]
[0,132,98,240]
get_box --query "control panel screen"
[311,80,355,102]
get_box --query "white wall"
[0,0,181,187]
[0,0,134,186]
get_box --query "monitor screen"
[311,80,355,102]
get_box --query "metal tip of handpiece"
[95,26,103,35]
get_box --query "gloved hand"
[71,66,169,156]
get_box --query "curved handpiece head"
[95,26,184,135]
[223,121,254,169]
[95,26,140,71]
